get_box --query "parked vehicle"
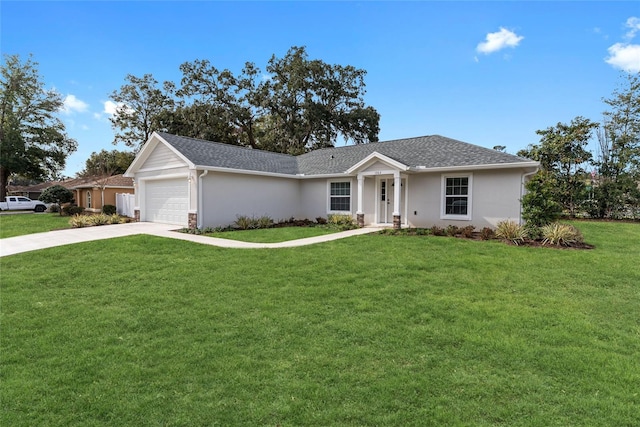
[0,196,48,212]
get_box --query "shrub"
[102,204,117,215]
[521,171,562,228]
[315,216,327,225]
[63,205,85,216]
[327,214,356,230]
[69,214,91,228]
[541,223,584,246]
[256,215,273,229]
[461,225,475,238]
[446,225,460,236]
[40,185,74,216]
[430,225,445,236]
[89,214,110,226]
[495,220,527,245]
[48,204,60,213]
[480,227,495,240]
[234,215,257,230]
[108,214,127,224]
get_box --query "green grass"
[0,213,71,238]
[1,222,639,426]
[206,226,337,243]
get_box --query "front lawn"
[204,226,338,243]
[0,213,71,238]
[1,222,638,426]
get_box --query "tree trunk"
[0,165,9,200]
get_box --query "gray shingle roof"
[157,132,533,176]
[158,133,299,175]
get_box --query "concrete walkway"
[0,222,384,257]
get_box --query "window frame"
[440,174,473,221]
[86,190,92,209]
[327,180,352,214]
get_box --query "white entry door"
[378,177,405,224]
[144,178,188,226]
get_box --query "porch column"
[356,174,365,228]
[393,172,401,229]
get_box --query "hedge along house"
[125,132,539,229]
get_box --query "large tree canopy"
[592,73,640,218]
[109,46,380,154]
[0,54,77,199]
[518,116,598,216]
[78,149,135,177]
[109,74,175,151]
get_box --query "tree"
[0,54,77,199]
[175,46,380,154]
[518,116,598,216]
[39,184,74,215]
[262,46,379,154]
[109,74,175,151]
[79,149,135,177]
[592,73,640,218]
[521,171,563,230]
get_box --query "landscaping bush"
[315,216,327,225]
[256,215,273,229]
[89,214,111,226]
[541,223,584,246]
[461,225,475,238]
[495,220,527,245]
[234,215,257,230]
[326,214,356,230]
[430,225,445,236]
[63,205,85,216]
[102,204,117,215]
[68,214,91,228]
[480,227,495,240]
[446,225,460,236]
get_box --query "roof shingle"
[156,132,534,176]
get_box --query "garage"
[144,178,188,226]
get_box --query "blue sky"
[2,1,639,177]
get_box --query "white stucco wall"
[298,179,329,220]
[200,172,301,228]
[404,169,527,228]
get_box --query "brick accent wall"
[393,214,401,229]
[188,213,197,229]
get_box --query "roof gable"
[346,152,409,174]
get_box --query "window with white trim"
[441,175,472,219]
[86,191,92,209]
[329,181,351,212]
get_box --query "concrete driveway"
[0,222,383,257]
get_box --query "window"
[329,181,351,212]
[442,175,472,219]
[87,191,92,209]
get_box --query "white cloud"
[103,100,133,117]
[605,43,640,73]
[624,16,640,40]
[61,94,88,114]
[476,27,524,55]
[103,100,119,116]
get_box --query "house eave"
[409,161,540,173]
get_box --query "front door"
[377,177,406,225]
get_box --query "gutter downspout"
[520,169,538,225]
[197,170,208,229]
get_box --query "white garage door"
[145,178,188,226]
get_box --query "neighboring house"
[8,178,85,200]
[70,174,134,213]
[125,132,539,229]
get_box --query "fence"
[116,193,135,218]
